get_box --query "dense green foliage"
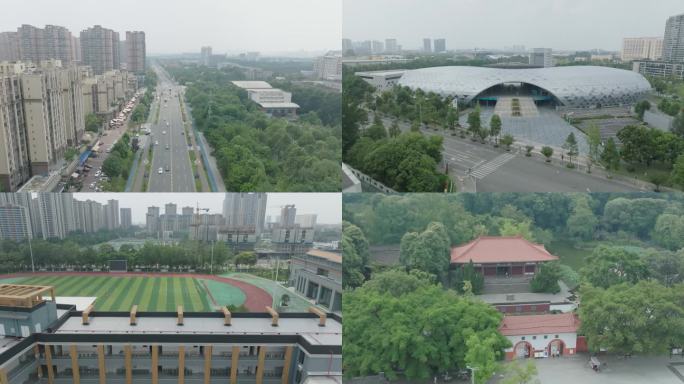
[343,269,510,380]
[342,67,449,192]
[101,132,136,191]
[342,221,370,289]
[166,65,341,191]
[399,222,451,279]
[658,98,682,117]
[272,80,341,126]
[0,237,235,273]
[85,113,103,132]
[579,281,684,354]
[530,261,561,293]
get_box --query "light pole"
[210,241,214,275]
[27,235,35,273]
[466,365,479,384]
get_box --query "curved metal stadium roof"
[397,66,652,108]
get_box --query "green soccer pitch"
[12,275,247,312]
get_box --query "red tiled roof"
[450,236,558,264]
[499,313,579,336]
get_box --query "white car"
[162,131,166,135]
[158,167,163,174]
[89,182,95,189]
[154,140,159,145]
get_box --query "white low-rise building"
[499,313,584,360]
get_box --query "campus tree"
[566,195,598,241]
[501,360,540,384]
[586,124,602,163]
[399,222,451,279]
[342,221,370,289]
[490,114,502,146]
[634,100,651,120]
[541,146,553,162]
[465,333,502,384]
[672,154,684,187]
[467,109,481,137]
[562,133,579,166]
[452,260,485,295]
[234,252,257,268]
[652,214,684,251]
[600,138,620,171]
[500,134,514,151]
[580,246,650,288]
[579,281,684,354]
[530,261,561,293]
[343,270,510,380]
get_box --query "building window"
[532,336,537,340]
[555,335,559,339]
[521,336,525,341]
[544,335,548,339]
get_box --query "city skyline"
[1,0,341,55]
[71,193,342,224]
[343,0,684,51]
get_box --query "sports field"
[6,273,269,312]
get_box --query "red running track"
[0,272,272,312]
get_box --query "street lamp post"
[210,241,214,275]
[28,235,35,273]
[466,365,479,384]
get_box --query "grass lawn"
[12,275,221,312]
[547,240,593,271]
[611,162,674,189]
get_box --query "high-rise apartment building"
[622,37,663,61]
[371,40,384,54]
[0,32,20,61]
[120,207,132,229]
[0,62,30,191]
[222,193,267,234]
[295,214,317,228]
[200,46,212,66]
[21,61,70,175]
[16,24,74,65]
[423,38,432,53]
[530,48,554,67]
[73,198,104,233]
[104,199,119,230]
[342,38,353,53]
[280,205,297,227]
[385,38,398,53]
[80,25,120,75]
[146,206,160,234]
[38,193,67,239]
[663,13,684,62]
[125,31,146,75]
[0,204,32,241]
[165,202,178,216]
[434,38,446,53]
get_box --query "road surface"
[147,65,196,192]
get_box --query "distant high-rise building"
[622,37,663,61]
[71,36,81,62]
[120,207,132,229]
[294,214,317,228]
[104,199,119,230]
[165,203,177,216]
[222,193,267,234]
[0,204,32,241]
[385,38,398,53]
[182,206,194,216]
[434,38,446,53]
[0,32,20,61]
[125,31,146,75]
[371,40,384,54]
[16,24,74,64]
[341,38,352,53]
[423,38,432,53]
[200,46,212,66]
[146,206,160,233]
[38,193,67,239]
[663,13,684,62]
[530,48,553,67]
[280,205,297,227]
[80,25,120,75]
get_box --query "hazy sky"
[1,0,341,55]
[344,0,684,51]
[71,193,341,225]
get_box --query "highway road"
[147,65,195,192]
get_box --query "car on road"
[162,130,166,135]
[165,145,170,150]
[165,165,171,172]
[89,182,95,189]
[158,167,163,174]
[154,140,159,145]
